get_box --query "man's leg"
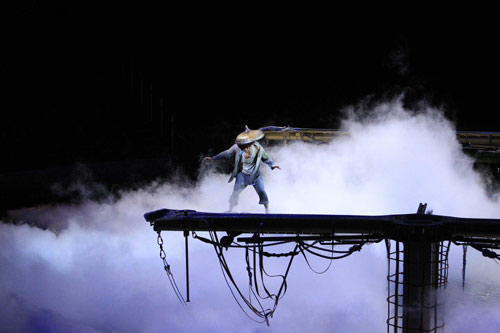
[253,175,270,213]
[229,173,246,212]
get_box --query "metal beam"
[145,209,500,241]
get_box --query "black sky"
[2,3,499,209]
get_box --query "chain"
[157,231,188,307]
[157,231,169,270]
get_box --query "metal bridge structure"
[260,126,500,164]
[144,127,500,332]
[259,126,500,148]
[145,206,500,332]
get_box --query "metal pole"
[462,245,467,289]
[402,241,440,332]
[184,230,190,302]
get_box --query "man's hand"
[271,165,281,170]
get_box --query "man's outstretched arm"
[261,149,281,170]
[204,144,239,162]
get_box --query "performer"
[204,126,281,213]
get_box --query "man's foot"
[223,205,235,214]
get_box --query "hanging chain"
[157,231,188,307]
[157,231,170,271]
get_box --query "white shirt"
[241,145,257,175]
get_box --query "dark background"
[2,3,499,212]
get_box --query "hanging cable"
[205,229,300,325]
[209,230,269,324]
[299,241,364,261]
[185,221,377,325]
[297,240,335,274]
[193,232,294,248]
[470,244,500,260]
[157,231,188,309]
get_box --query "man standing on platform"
[204,126,281,213]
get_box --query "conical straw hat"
[235,125,264,145]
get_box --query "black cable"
[209,230,268,324]
[470,244,500,260]
[213,231,274,322]
[257,243,284,300]
[194,232,296,249]
[208,229,299,324]
[305,241,362,254]
[195,222,275,322]
[298,241,334,274]
[256,242,298,309]
[189,221,372,325]
[194,224,300,321]
[299,241,364,260]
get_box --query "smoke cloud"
[1,99,499,332]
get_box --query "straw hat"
[235,125,264,145]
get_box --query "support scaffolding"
[144,206,500,332]
[386,240,450,332]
